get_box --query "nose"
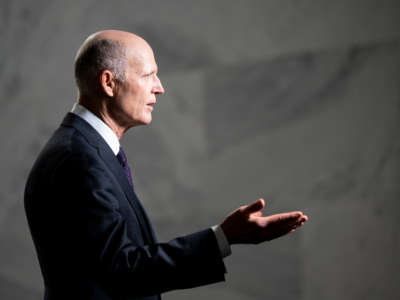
[153,75,165,95]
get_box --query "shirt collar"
[71,103,120,155]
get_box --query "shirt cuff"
[211,225,232,258]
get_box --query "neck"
[78,97,126,140]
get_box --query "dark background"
[1,0,399,299]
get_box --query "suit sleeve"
[54,152,226,298]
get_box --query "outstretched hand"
[220,199,308,245]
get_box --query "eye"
[143,71,156,78]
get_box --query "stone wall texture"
[1,1,399,299]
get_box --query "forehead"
[126,41,158,74]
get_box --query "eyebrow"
[145,68,158,76]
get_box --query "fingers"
[288,219,306,233]
[252,211,263,217]
[262,217,307,241]
[291,219,306,230]
[281,214,308,231]
[258,211,308,228]
[242,198,265,215]
[273,211,305,222]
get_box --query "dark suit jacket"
[24,113,226,300]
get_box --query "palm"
[221,199,308,245]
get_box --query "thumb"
[243,198,265,215]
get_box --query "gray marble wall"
[1,0,399,299]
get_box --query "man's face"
[113,44,164,127]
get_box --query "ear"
[99,70,116,97]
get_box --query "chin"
[138,114,152,126]
[127,115,152,128]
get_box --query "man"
[24,30,308,300]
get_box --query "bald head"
[74,30,151,97]
[86,30,147,45]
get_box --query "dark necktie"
[116,147,157,243]
[116,147,134,187]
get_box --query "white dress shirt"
[71,103,231,258]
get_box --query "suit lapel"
[130,188,157,243]
[61,113,156,244]
[98,145,156,244]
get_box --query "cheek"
[124,87,141,109]
[131,82,147,105]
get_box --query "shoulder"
[29,121,105,186]
[53,129,104,178]
[50,129,121,209]
[25,117,121,209]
